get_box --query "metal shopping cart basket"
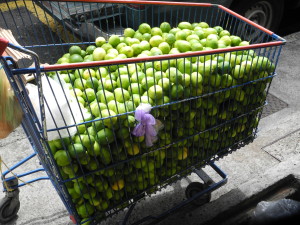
[0,0,286,224]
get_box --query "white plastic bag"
[252,199,300,224]
[26,75,89,141]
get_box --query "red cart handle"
[0,37,9,56]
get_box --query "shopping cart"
[0,0,285,224]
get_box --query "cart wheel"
[0,196,20,223]
[185,182,211,206]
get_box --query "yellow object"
[178,147,188,160]
[0,65,23,139]
[111,179,125,191]
[126,144,140,156]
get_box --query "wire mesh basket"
[0,0,285,224]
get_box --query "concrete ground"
[1,31,300,225]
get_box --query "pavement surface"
[1,31,300,225]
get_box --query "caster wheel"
[0,196,20,223]
[185,182,211,206]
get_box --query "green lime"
[213,25,224,34]
[82,69,96,80]
[221,74,234,88]
[158,42,170,54]
[82,135,95,149]
[186,34,200,42]
[98,90,114,104]
[103,79,117,92]
[191,72,203,87]
[114,88,130,103]
[86,140,101,157]
[142,33,151,42]
[150,47,163,56]
[139,40,151,51]
[119,46,134,58]
[235,89,245,102]
[117,127,130,139]
[178,21,193,30]
[95,67,108,79]
[128,37,140,46]
[62,163,78,176]
[99,146,112,165]
[182,73,191,87]
[86,45,96,54]
[220,30,230,37]
[170,84,184,99]
[207,105,218,116]
[62,53,70,59]
[178,60,193,74]
[92,47,106,61]
[175,30,188,40]
[116,43,126,52]
[194,29,205,39]
[54,150,70,166]
[108,35,120,47]
[140,95,154,105]
[157,78,170,91]
[141,77,155,90]
[210,74,222,87]
[203,27,218,37]
[69,54,83,63]
[83,54,93,62]
[174,40,191,52]
[154,60,169,71]
[100,109,117,128]
[48,141,57,155]
[116,75,130,89]
[131,71,145,83]
[160,22,171,33]
[94,178,109,192]
[128,83,143,95]
[124,27,135,37]
[68,143,86,158]
[230,35,242,46]
[164,33,176,46]
[86,77,99,90]
[96,128,114,145]
[232,65,246,79]
[57,57,69,64]
[95,37,106,47]
[151,27,163,36]
[169,27,180,35]
[138,23,151,34]
[149,35,164,47]
[132,94,141,107]
[101,43,113,52]
[90,102,107,117]
[85,126,97,137]
[148,85,163,100]
[219,35,231,46]
[97,200,109,211]
[166,67,183,84]
[82,88,96,103]
[80,50,86,57]
[77,202,94,218]
[69,45,82,55]
[68,187,81,200]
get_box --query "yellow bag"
[0,64,23,139]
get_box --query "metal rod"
[2,153,37,177]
